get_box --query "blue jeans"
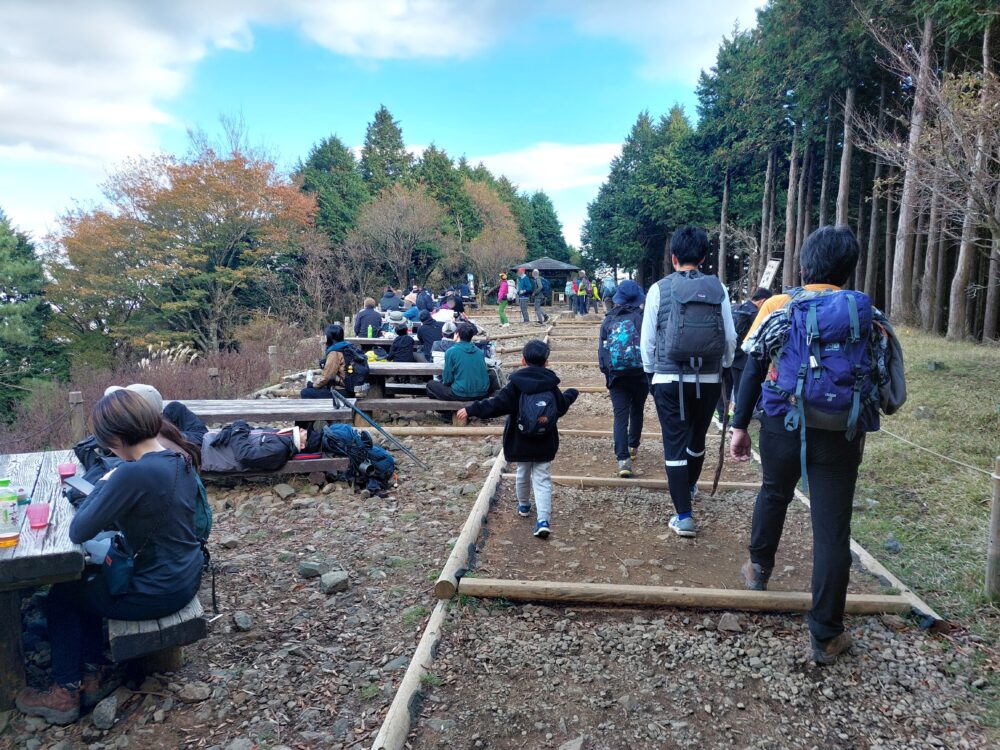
[516,461,552,522]
[575,296,588,315]
[47,572,199,685]
[608,375,648,460]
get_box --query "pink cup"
[26,504,50,529]
[57,463,77,481]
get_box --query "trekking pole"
[711,375,731,496]
[330,390,429,470]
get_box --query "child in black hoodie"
[457,340,578,538]
[387,324,416,362]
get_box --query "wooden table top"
[168,399,355,422]
[366,362,443,377]
[0,450,85,592]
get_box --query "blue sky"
[0,1,762,247]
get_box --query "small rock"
[461,483,479,496]
[273,483,297,500]
[320,570,350,594]
[914,406,935,419]
[232,611,253,631]
[717,612,742,633]
[219,535,240,550]
[298,559,332,579]
[884,536,903,554]
[383,655,409,671]
[972,677,987,689]
[92,694,118,729]
[558,737,585,750]
[881,614,907,631]
[225,739,255,750]
[618,694,640,712]
[425,718,456,731]
[822,686,836,700]
[177,681,211,703]
[153,708,165,723]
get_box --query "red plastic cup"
[57,463,77,481]
[26,504,50,529]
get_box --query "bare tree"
[463,180,526,301]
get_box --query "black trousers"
[750,416,865,642]
[608,375,648,460]
[426,380,481,401]
[652,380,721,515]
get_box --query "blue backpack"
[760,289,878,488]
[322,424,396,492]
[517,389,560,437]
[603,312,642,373]
[541,277,551,296]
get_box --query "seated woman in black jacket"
[16,390,204,725]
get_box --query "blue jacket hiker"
[461,341,578,538]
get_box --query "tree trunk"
[890,17,934,323]
[719,169,730,285]
[947,23,991,340]
[794,140,811,286]
[984,228,1000,341]
[864,161,882,299]
[911,209,927,310]
[933,225,948,334]
[883,169,896,313]
[766,156,777,262]
[920,179,943,329]
[782,122,800,289]
[760,149,775,260]
[836,86,856,226]
[803,141,815,240]
[854,169,867,291]
[819,96,835,227]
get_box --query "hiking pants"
[749,416,864,642]
[566,295,574,311]
[608,375,648,460]
[652,380,721,515]
[515,461,552,522]
[576,296,588,315]
[716,367,735,419]
[533,296,545,323]
[498,299,509,325]
[519,296,530,323]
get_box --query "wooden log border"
[370,600,448,750]
[500,474,759,492]
[433,451,508,599]
[456,578,911,615]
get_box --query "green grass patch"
[402,604,430,627]
[359,683,381,700]
[420,672,444,687]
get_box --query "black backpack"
[328,343,370,391]
[517,389,560,437]
[658,272,726,367]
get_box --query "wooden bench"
[109,596,207,670]
[201,456,349,485]
[354,398,471,425]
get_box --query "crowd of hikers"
[14,224,906,726]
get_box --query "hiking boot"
[16,683,80,725]
[810,631,854,666]
[617,458,633,478]
[740,559,772,591]
[517,502,531,517]
[668,515,696,538]
[81,666,121,709]
[533,519,550,538]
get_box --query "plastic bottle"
[0,479,19,548]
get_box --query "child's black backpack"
[517,389,559,437]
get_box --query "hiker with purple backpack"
[731,225,906,666]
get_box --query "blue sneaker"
[517,502,531,517]
[668,515,696,538]
[533,519,550,538]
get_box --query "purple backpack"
[760,289,879,488]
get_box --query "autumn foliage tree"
[46,131,316,353]
[464,179,527,299]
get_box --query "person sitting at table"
[430,320,459,364]
[426,322,489,403]
[416,310,443,362]
[381,310,406,337]
[16,390,203,725]
[378,286,402,312]
[301,324,349,399]
[401,299,420,322]
[387,324,416,362]
[354,298,382,338]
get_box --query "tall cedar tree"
[360,106,413,194]
[298,136,369,246]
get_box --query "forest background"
[2,0,999,449]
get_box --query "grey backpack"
[658,272,726,369]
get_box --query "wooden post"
[68,391,85,442]
[0,590,25,710]
[267,345,278,378]
[207,367,220,397]
[987,456,1000,601]
[456,578,911,615]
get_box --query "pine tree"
[527,192,569,262]
[359,106,413,194]
[299,135,369,246]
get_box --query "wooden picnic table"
[168,398,354,424]
[363,361,443,399]
[0,449,84,709]
[347,335,415,351]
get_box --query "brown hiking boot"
[811,631,854,666]
[81,666,121,709]
[740,559,772,591]
[16,683,80,725]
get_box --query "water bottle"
[0,479,19,548]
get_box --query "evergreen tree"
[416,145,482,241]
[527,192,569,262]
[359,106,413,194]
[298,136,369,246]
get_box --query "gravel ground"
[410,603,995,749]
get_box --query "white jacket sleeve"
[640,281,659,373]
[721,287,737,368]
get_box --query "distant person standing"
[598,280,648,478]
[640,226,736,538]
[601,275,618,311]
[575,271,591,316]
[497,273,511,327]
[517,267,533,324]
[531,269,548,325]
[727,286,772,410]
[564,278,575,311]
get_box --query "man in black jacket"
[415,310,444,361]
[457,340,578,539]
[354,298,383,338]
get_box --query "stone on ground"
[273,483,297,500]
[320,570,349,594]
